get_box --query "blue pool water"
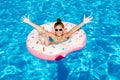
[0,0,120,80]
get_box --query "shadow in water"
[56,60,69,80]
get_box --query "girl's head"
[54,18,64,36]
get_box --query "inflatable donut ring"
[26,22,86,60]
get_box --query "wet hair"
[54,18,64,28]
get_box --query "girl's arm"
[22,17,46,33]
[22,16,55,38]
[64,15,93,38]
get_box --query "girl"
[22,15,93,45]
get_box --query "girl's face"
[54,25,64,36]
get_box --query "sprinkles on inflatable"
[23,15,93,60]
[26,22,86,60]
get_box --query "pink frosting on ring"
[26,22,87,60]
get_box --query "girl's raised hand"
[22,16,30,23]
[83,14,93,24]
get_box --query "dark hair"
[54,18,64,28]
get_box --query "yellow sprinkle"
[76,38,79,42]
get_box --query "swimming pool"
[0,0,120,80]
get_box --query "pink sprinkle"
[79,35,83,37]
[65,23,68,26]
[51,27,55,33]
[49,52,53,54]
[32,36,34,38]
[36,41,39,44]
[74,32,78,34]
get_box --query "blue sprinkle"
[68,40,72,43]
[52,45,56,48]
[62,48,64,50]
